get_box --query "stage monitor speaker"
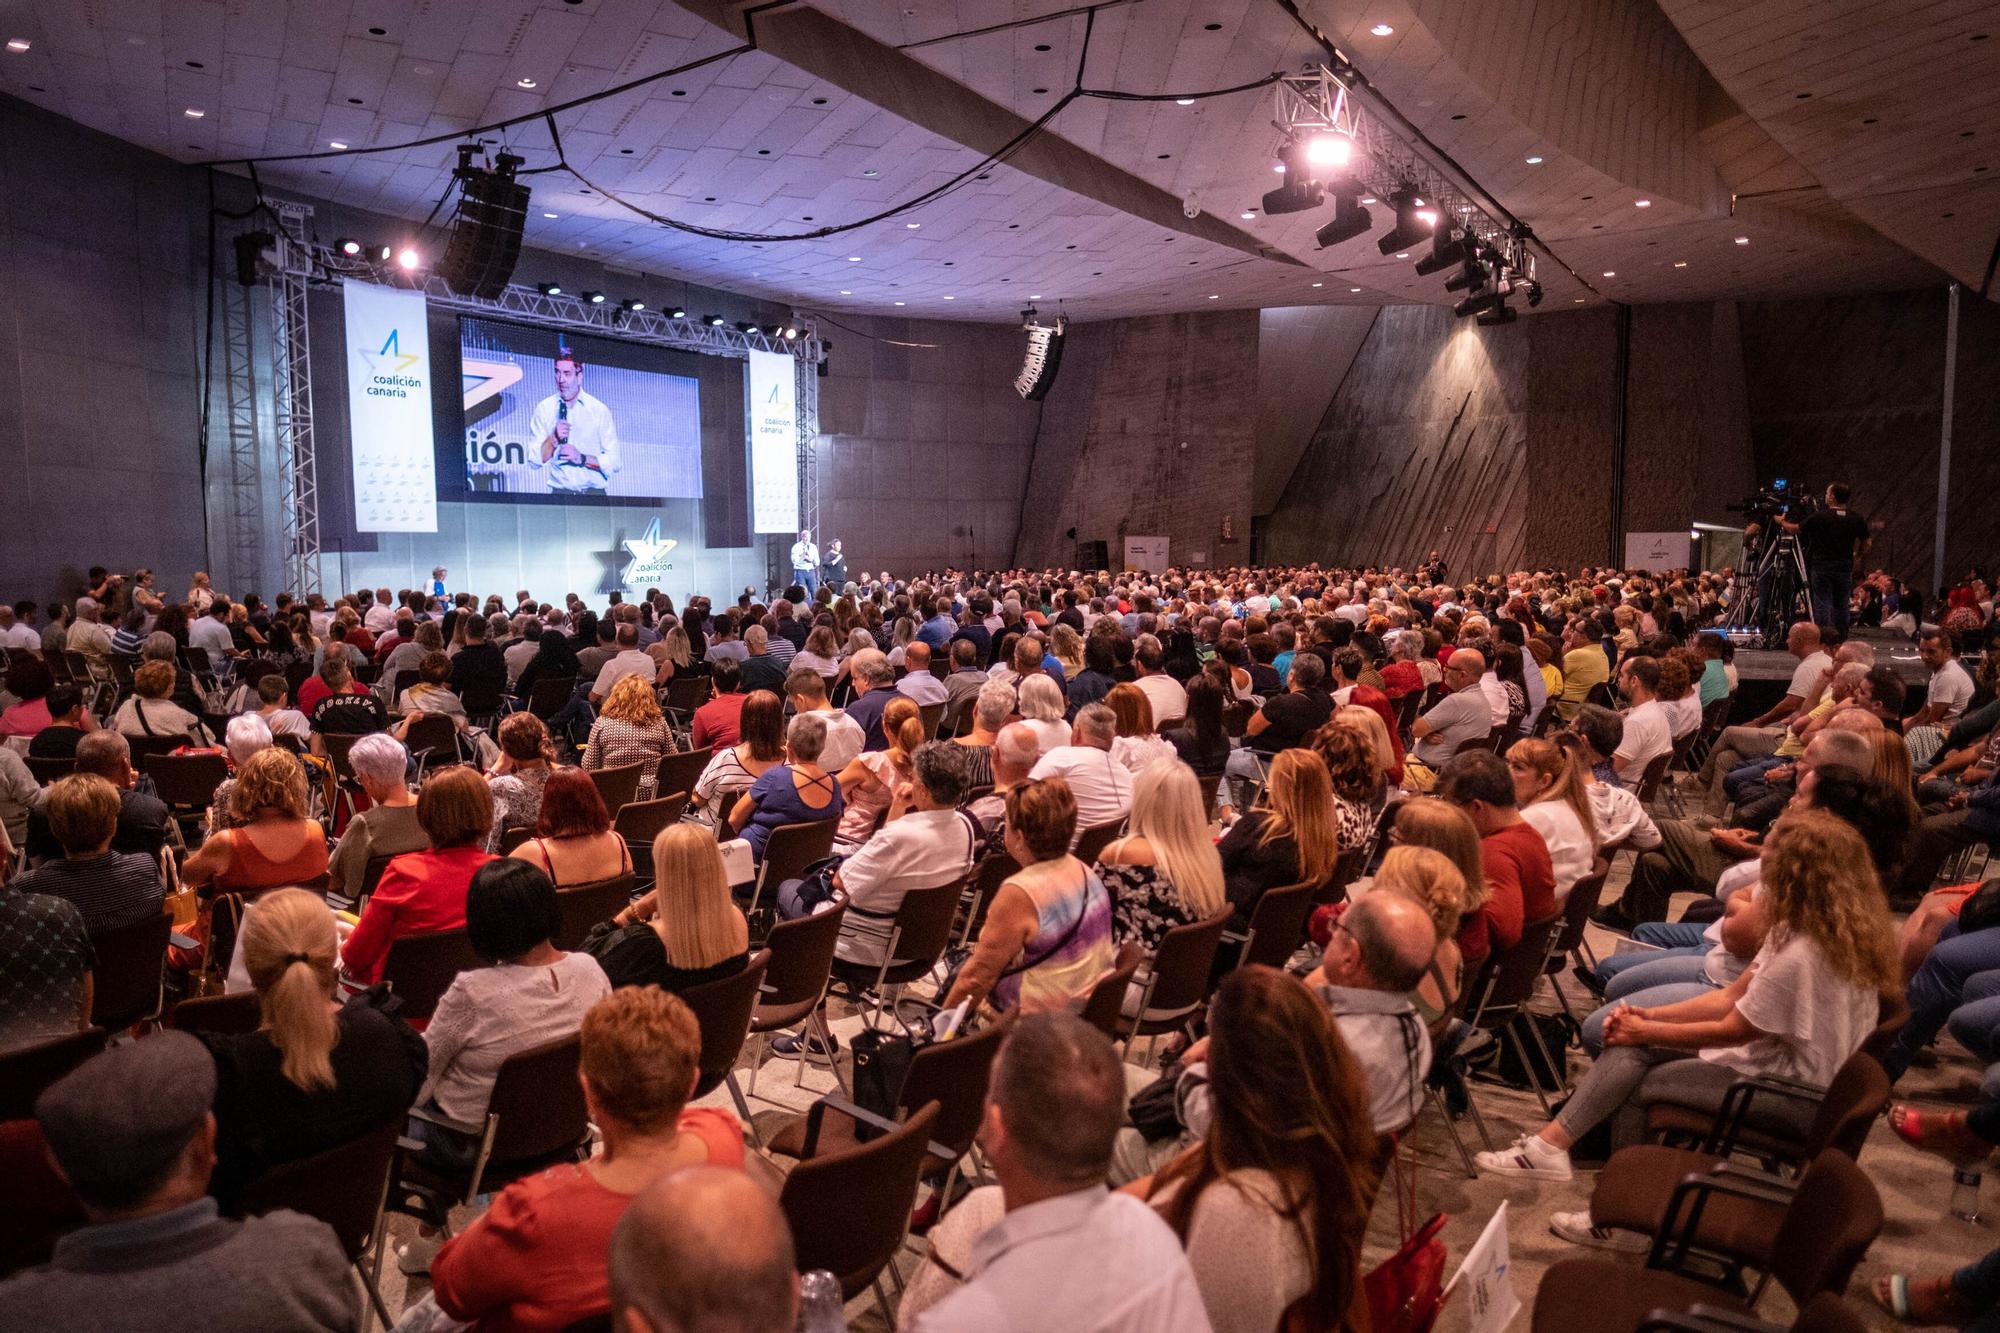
[1075,540,1108,571]
[437,169,530,300]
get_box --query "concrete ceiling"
[0,0,1985,322]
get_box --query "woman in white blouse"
[1506,738,1598,903]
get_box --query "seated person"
[509,767,631,886]
[582,674,678,802]
[179,749,329,896]
[1219,749,1343,929]
[325,734,428,906]
[487,713,558,844]
[689,689,786,826]
[427,988,745,1331]
[689,658,747,751]
[729,709,844,863]
[1030,704,1137,844]
[110,660,209,745]
[399,858,612,1273]
[0,869,95,1048]
[606,1171,801,1333]
[1097,759,1227,954]
[1553,714,1661,852]
[0,1033,358,1329]
[395,650,464,720]
[1506,738,1597,902]
[24,686,95,758]
[832,695,922,846]
[1405,649,1493,789]
[340,765,495,986]
[11,773,164,931]
[1438,749,1556,966]
[23,730,171,863]
[305,656,388,739]
[593,824,751,992]
[200,888,426,1211]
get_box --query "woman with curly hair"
[1139,966,1379,1332]
[180,747,328,894]
[1479,809,1896,1188]
[582,673,677,801]
[1308,721,1386,847]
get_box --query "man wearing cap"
[0,1031,360,1330]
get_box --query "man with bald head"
[608,1167,797,1333]
[1405,648,1494,789]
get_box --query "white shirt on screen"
[528,389,621,493]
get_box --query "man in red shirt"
[689,658,748,751]
[1439,749,1557,965]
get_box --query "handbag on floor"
[1362,1135,1449,1333]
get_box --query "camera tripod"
[1724,531,1811,648]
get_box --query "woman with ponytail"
[1505,737,1598,903]
[200,888,426,1212]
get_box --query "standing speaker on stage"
[819,539,846,595]
[791,529,820,597]
[530,346,622,494]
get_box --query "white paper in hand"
[1445,1201,1520,1333]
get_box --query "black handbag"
[848,1022,924,1142]
[1959,880,2000,934]
[788,855,847,913]
[1127,1069,1186,1141]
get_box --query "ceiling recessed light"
[183,107,205,118]
[1573,297,1586,303]
[1360,195,1377,204]
[1350,287,1362,293]
[1030,294,1042,299]
[1240,210,1256,219]
[1673,261,1687,268]
[329,140,349,150]
[839,290,851,295]
[1207,294,1219,299]
[905,222,920,229]
[1395,252,1409,259]
[1524,155,1543,164]
[542,211,558,219]
[1175,97,1196,106]
[413,64,431,75]
[516,77,537,88]
[1602,270,1615,277]
[862,168,878,177]
[1370,23,1395,35]
[1311,282,1323,287]
[893,301,906,306]
[1734,236,1750,245]
[846,256,861,262]
[942,295,954,300]
[5,38,29,53]
[1634,199,1651,207]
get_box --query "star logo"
[619,518,679,588]
[360,328,422,376]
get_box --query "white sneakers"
[1550,1209,1648,1253]
[1472,1133,1573,1182]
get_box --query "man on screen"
[530,347,622,494]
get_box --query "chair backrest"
[1635,752,1672,803]
[380,928,484,1021]
[484,1034,592,1166]
[1080,943,1145,1038]
[960,849,1020,944]
[526,675,577,719]
[758,900,848,1021]
[1804,1052,1892,1161]
[678,950,771,1097]
[781,1101,942,1299]
[555,872,637,950]
[757,817,841,890]
[24,755,74,785]
[321,732,363,783]
[1552,859,1611,957]
[459,680,508,714]
[1072,818,1126,867]
[404,713,459,761]
[665,676,710,717]
[881,877,968,978]
[1468,913,1563,1029]
[285,659,313,698]
[125,734,187,765]
[613,793,690,848]
[1768,1151,1884,1304]
[1316,847,1369,907]
[498,825,535,855]
[170,990,262,1037]
[238,1119,402,1259]
[654,748,712,802]
[918,702,945,739]
[898,1010,1017,1165]
[141,752,230,810]
[1392,690,1423,740]
[0,1028,106,1121]
[587,762,644,816]
[1132,910,1232,1034]
[89,913,172,1031]
[1239,881,1315,972]
[357,851,405,906]
[1700,697,1732,736]
[1860,991,1908,1066]
[1453,730,1495,757]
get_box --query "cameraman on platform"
[1784,483,1869,640]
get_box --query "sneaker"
[772,1029,840,1064]
[1588,905,1633,934]
[1571,964,1608,999]
[1550,1210,1647,1252]
[397,1230,446,1275]
[1473,1134,1573,1182]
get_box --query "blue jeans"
[1952,1243,2000,1329]
[1636,922,1709,949]
[1594,940,1706,989]
[1889,919,2000,1078]
[1947,972,2000,1064]
[1810,564,1853,640]
[1582,981,1715,1055]
[793,567,819,599]
[1723,755,1789,804]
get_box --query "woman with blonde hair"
[1866,727,1917,811]
[1390,798,1489,924]
[582,673,678,801]
[202,888,426,1210]
[1481,809,1896,1186]
[1105,682,1175,776]
[1049,622,1085,678]
[1506,737,1598,901]
[1331,703,1401,789]
[1373,846,1466,1033]
[1219,749,1343,928]
[793,624,842,680]
[592,824,751,991]
[181,747,328,894]
[1097,760,1227,952]
[647,623,693,684]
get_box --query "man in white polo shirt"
[530,347,621,494]
[588,624,655,704]
[1029,704,1134,845]
[1612,654,1673,788]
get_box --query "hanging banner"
[343,279,438,533]
[748,348,799,534]
[1124,535,1170,572]
[1623,530,1692,573]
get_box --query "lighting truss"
[1272,65,1536,287]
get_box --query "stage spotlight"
[736,320,762,334]
[704,314,725,326]
[537,282,563,296]
[1313,191,1371,248]
[668,306,687,319]
[396,246,420,270]
[583,290,606,304]
[1303,130,1355,170]
[1413,227,1471,278]
[782,325,799,341]
[1454,289,1501,318]
[1443,258,1487,293]
[620,298,645,312]
[1475,304,1517,326]
[370,243,394,263]
[1522,279,1544,308]
[336,237,363,257]
[1374,184,1437,255]
[1261,142,1324,216]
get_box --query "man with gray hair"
[941,637,991,731]
[736,623,789,695]
[1028,703,1133,845]
[609,1167,797,1333]
[844,647,898,751]
[67,595,113,662]
[0,1033,359,1329]
[912,1012,1210,1333]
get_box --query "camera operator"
[1782,483,1868,640]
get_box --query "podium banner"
[748,349,799,534]
[343,280,438,533]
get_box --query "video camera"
[1725,478,1816,529]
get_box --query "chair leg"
[357,1260,393,1332]
[1464,1081,1497,1152]
[726,1071,763,1150]
[811,1008,851,1098]
[1508,1019,1554,1113]
[873,1278,897,1327]
[1428,1086,1479,1179]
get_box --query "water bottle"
[795,1269,848,1332]
[1951,1167,1983,1222]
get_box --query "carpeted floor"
[373,860,1997,1332]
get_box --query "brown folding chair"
[498,825,535,855]
[654,748,712,804]
[1461,913,1568,1138]
[1080,943,1145,1040]
[239,1119,403,1328]
[1227,880,1315,972]
[88,912,173,1033]
[170,990,262,1037]
[587,762,644,816]
[1316,847,1369,906]
[525,675,577,721]
[0,1028,106,1121]
[918,702,945,739]
[1072,817,1126,866]
[615,793,690,891]
[746,900,849,1099]
[140,751,230,840]
[829,877,966,1028]
[554,872,637,950]
[379,927,483,1022]
[1121,909,1232,1063]
[25,755,75,785]
[678,950,772,1135]
[402,713,462,771]
[663,676,711,730]
[1544,858,1611,1021]
[780,1101,945,1327]
[1635,751,1673,807]
[956,849,1019,948]
[744,817,841,920]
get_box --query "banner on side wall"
[1123,535,1170,572]
[344,279,439,533]
[747,348,799,534]
[1622,530,1692,573]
